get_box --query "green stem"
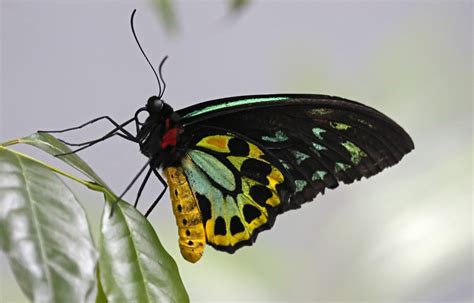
[1,138,21,147]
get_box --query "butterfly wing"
[170,94,413,257]
[177,94,414,209]
[175,130,294,254]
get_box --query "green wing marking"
[182,97,289,119]
[181,134,290,252]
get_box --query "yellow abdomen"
[164,166,206,263]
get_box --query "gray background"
[1,0,472,302]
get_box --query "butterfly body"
[165,166,206,263]
[134,94,414,263]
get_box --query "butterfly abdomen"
[164,166,206,263]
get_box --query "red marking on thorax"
[161,118,179,149]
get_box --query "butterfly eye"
[147,96,163,113]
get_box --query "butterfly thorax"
[137,97,183,168]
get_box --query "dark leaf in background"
[0,147,98,303]
[152,0,178,33]
[151,0,251,32]
[230,0,251,14]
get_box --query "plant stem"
[1,139,20,147]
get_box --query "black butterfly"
[45,10,414,263]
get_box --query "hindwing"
[179,132,293,252]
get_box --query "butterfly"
[140,93,414,262]
[45,10,414,263]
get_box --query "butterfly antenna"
[158,56,168,99]
[130,9,162,96]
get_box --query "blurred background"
[1,0,472,302]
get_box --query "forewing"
[178,94,414,210]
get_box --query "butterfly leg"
[54,118,137,156]
[144,168,168,218]
[58,128,136,147]
[39,116,133,135]
[110,159,152,217]
[50,116,137,145]
[134,166,153,208]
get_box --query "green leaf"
[6,133,190,302]
[152,0,178,33]
[0,147,98,302]
[230,0,251,13]
[99,199,189,303]
[20,132,107,186]
[95,267,107,303]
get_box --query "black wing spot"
[196,193,212,224]
[186,229,191,236]
[276,183,291,203]
[214,216,227,235]
[241,159,272,185]
[243,204,262,224]
[228,137,250,156]
[249,185,272,207]
[230,216,245,235]
[182,218,188,225]
[177,204,182,212]
[188,240,194,246]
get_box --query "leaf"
[19,132,107,186]
[7,133,190,302]
[152,0,178,33]
[95,267,107,303]
[230,0,251,13]
[99,199,189,303]
[0,147,98,303]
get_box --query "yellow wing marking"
[204,192,269,247]
[227,155,284,208]
[196,135,231,153]
[248,141,264,158]
[183,134,288,252]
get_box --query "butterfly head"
[136,96,180,163]
[146,96,164,113]
[146,96,173,117]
